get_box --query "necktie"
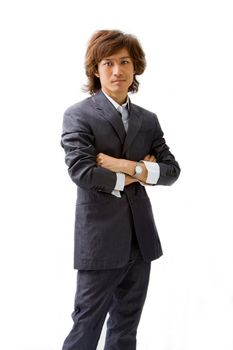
[118,104,128,132]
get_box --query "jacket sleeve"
[150,114,181,186]
[61,109,117,193]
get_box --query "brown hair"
[84,30,146,95]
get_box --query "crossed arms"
[61,110,181,193]
[96,153,156,186]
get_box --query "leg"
[103,254,151,350]
[62,266,132,350]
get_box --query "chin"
[111,85,128,92]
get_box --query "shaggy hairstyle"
[84,30,146,95]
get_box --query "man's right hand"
[143,154,157,162]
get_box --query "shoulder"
[64,95,93,116]
[62,96,95,132]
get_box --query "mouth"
[112,80,126,83]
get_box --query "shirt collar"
[102,90,129,110]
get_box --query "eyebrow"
[103,56,131,60]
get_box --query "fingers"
[144,154,157,162]
[96,153,107,166]
[150,155,156,162]
[96,153,103,160]
[96,153,103,166]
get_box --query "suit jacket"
[61,90,181,270]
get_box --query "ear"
[94,71,100,78]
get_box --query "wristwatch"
[133,162,143,177]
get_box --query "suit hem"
[74,252,163,270]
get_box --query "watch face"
[136,165,143,175]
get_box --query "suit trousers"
[61,233,151,350]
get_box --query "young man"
[61,30,180,350]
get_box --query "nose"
[113,64,122,76]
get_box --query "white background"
[0,0,233,349]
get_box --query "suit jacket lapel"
[92,90,126,144]
[92,90,143,153]
[122,102,142,155]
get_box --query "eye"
[121,60,129,64]
[104,61,113,67]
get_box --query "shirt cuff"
[111,189,121,198]
[140,161,160,184]
[114,172,125,191]
[111,172,125,197]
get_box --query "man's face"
[96,47,134,103]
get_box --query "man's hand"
[96,153,124,173]
[144,154,157,162]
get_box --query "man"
[61,29,180,350]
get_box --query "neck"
[102,88,128,106]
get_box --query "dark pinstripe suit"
[61,90,180,349]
